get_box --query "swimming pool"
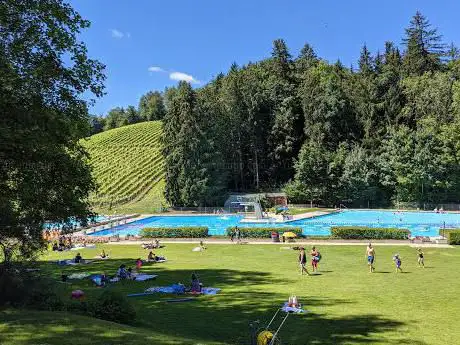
[45,215,109,229]
[89,210,460,237]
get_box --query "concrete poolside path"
[108,239,454,248]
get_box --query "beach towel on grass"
[133,274,158,281]
[68,273,91,280]
[71,245,96,250]
[57,259,93,266]
[109,274,158,283]
[145,286,220,295]
[281,302,306,314]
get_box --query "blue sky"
[69,0,460,115]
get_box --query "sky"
[68,0,460,116]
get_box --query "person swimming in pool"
[366,243,375,273]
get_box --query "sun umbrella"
[282,231,297,238]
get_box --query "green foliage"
[81,122,165,208]
[139,91,166,121]
[140,227,208,238]
[163,82,214,206]
[88,290,136,324]
[0,269,62,310]
[226,227,302,238]
[330,226,410,240]
[402,11,445,76]
[0,0,104,262]
[439,229,460,245]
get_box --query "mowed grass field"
[1,243,459,345]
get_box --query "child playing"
[417,248,425,267]
[393,254,402,273]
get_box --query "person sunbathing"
[74,253,82,263]
[117,264,128,279]
[190,273,202,293]
[147,251,156,262]
[136,258,143,270]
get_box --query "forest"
[93,12,460,208]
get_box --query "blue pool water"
[89,210,460,237]
[46,215,108,229]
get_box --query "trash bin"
[271,232,280,242]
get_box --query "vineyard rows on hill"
[81,121,165,209]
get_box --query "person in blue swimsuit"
[366,243,375,273]
[393,254,402,273]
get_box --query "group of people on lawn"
[299,244,425,275]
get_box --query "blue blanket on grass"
[144,285,221,295]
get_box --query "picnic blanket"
[68,273,91,280]
[134,274,158,281]
[109,274,158,283]
[71,244,96,250]
[281,302,306,314]
[144,285,221,295]
[57,259,94,266]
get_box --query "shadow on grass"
[4,258,421,345]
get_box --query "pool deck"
[77,214,151,236]
[240,210,338,223]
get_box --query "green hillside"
[81,121,166,214]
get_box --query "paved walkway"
[108,239,454,248]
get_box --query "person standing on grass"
[299,248,310,275]
[235,226,241,243]
[417,248,425,267]
[310,246,320,273]
[393,254,402,273]
[366,243,375,273]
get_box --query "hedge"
[439,228,460,245]
[226,227,302,238]
[140,227,208,238]
[330,226,410,240]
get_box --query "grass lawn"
[1,243,459,345]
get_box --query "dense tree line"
[163,12,460,207]
[89,91,165,135]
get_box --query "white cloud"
[169,71,200,84]
[110,29,130,39]
[148,66,164,73]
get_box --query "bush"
[140,227,208,238]
[226,227,303,238]
[439,228,460,245]
[330,226,410,240]
[88,290,136,324]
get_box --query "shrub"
[439,228,460,245]
[0,267,63,310]
[140,227,208,238]
[88,290,136,324]
[330,226,410,240]
[226,227,303,238]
